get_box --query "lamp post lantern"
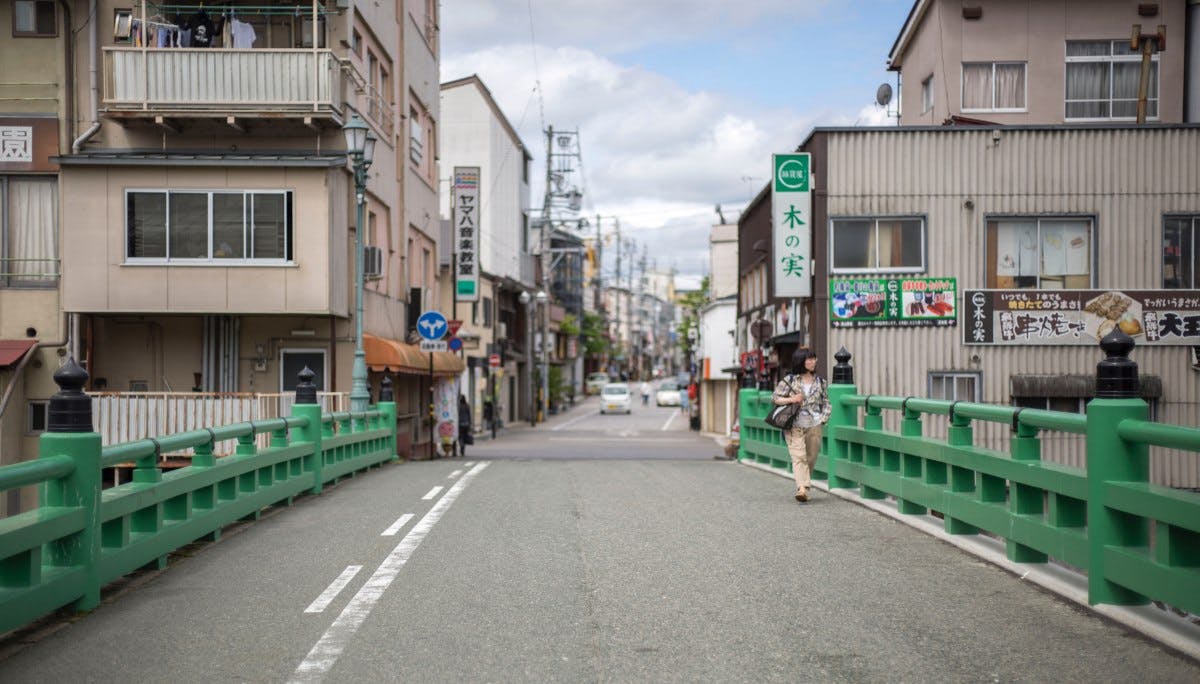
[343,114,376,412]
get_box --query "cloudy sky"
[441,0,912,289]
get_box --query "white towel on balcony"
[230,18,256,49]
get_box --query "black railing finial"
[296,366,318,405]
[49,357,93,433]
[831,346,854,385]
[1096,328,1138,398]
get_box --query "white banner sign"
[453,166,480,301]
[771,153,812,298]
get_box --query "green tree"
[580,310,609,356]
[676,275,711,360]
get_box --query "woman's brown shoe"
[795,488,808,503]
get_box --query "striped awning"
[363,334,465,377]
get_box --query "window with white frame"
[1066,40,1158,120]
[2,176,58,286]
[985,217,1093,289]
[962,62,1026,111]
[921,74,933,113]
[830,217,925,274]
[409,106,424,167]
[125,190,293,262]
[13,0,57,37]
[1163,216,1199,289]
[929,372,980,402]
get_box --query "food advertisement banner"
[830,278,957,328]
[964,290,1200,345]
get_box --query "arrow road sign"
[416,311,447,341]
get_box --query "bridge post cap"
[49,357,93,433]
[295,366,318,405]
[1095,328,1139,399]
[379,373,394,402]
[831,346,854,385]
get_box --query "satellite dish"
[875,83,893,107]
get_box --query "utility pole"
[612,219,621,375]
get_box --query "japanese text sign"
[964,289,1200,345]
[830,278,958,328]
[453,166,480,301]
[772,153,811,298]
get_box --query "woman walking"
[772,348,831,503]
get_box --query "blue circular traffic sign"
[448,337,463,352]
[416,311,447,340]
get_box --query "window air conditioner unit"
[364,246,383,280]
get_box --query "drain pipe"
[0,312,72,420]
[71,0,100,154]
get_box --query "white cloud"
[443,0,829,55]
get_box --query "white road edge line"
[380,513,415,537]
[290,462,490,682]
[448,469,463,479]
[661,411,678,431]
[421,486,444,500]
[551,409,599,431]
[303,565,363,614]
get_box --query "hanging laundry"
[230,18,257,49]
[191,10,216,48]
[156,26,170,47]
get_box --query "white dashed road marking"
[448,470,463,479]
[421,486,444,500]
[303,565,363,614]
[290,463,490,682]
[381,514,415,537]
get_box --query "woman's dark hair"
[791,348,818,374]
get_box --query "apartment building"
[0,0,462,482]
[1,0,72,515]
[737,0,1200,486]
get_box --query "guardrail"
[0,364,398,635]
[739,331,1199,614]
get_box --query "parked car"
[599,383,632,414]
[585,372,610,395]
[655,380,681,406]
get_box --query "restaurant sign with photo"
[830,278,957,328]
[964,289,1200,345]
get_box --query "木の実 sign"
[771,153,811,298]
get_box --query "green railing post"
[1008,419,1048,562]
[737,387,756,462]
[378,375,398,461]
[826,347,856,489]
[40,359,103,612]
[292,367,325,494]
[1086,330,1149,606]
[944,407,978,534]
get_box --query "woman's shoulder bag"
[764,375,801,430]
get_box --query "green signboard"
[830,277,957,328]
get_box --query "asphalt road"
[1,395,1196,682]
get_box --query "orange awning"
[364,334,465,377]
[0,340,36,368]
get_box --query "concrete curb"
[738,458,1200,662]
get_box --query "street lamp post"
[519,290,534,425]
[536,289,549,420]
[343,114,377,412]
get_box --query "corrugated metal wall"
[824,127,1200,486]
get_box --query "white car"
[600,383,632,414]
[585,372,610,395]
[655,380,681,406]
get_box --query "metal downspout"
[0,312,72,419]
[71,0,100,154]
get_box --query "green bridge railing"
[0,363,398,635]
[740,333,1199,614]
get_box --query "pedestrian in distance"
[640,380,651,406]
[679,384,689,414]
[483,398,495,439]
[457,395,473,458]
[772,348,831,503]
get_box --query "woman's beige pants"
[784,425,822,490]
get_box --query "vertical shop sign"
[771,153,811,298]
[453,166,480,301]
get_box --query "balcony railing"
[101,48,343,120]
[0,258,59,286]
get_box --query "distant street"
[1,396,1196,682]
